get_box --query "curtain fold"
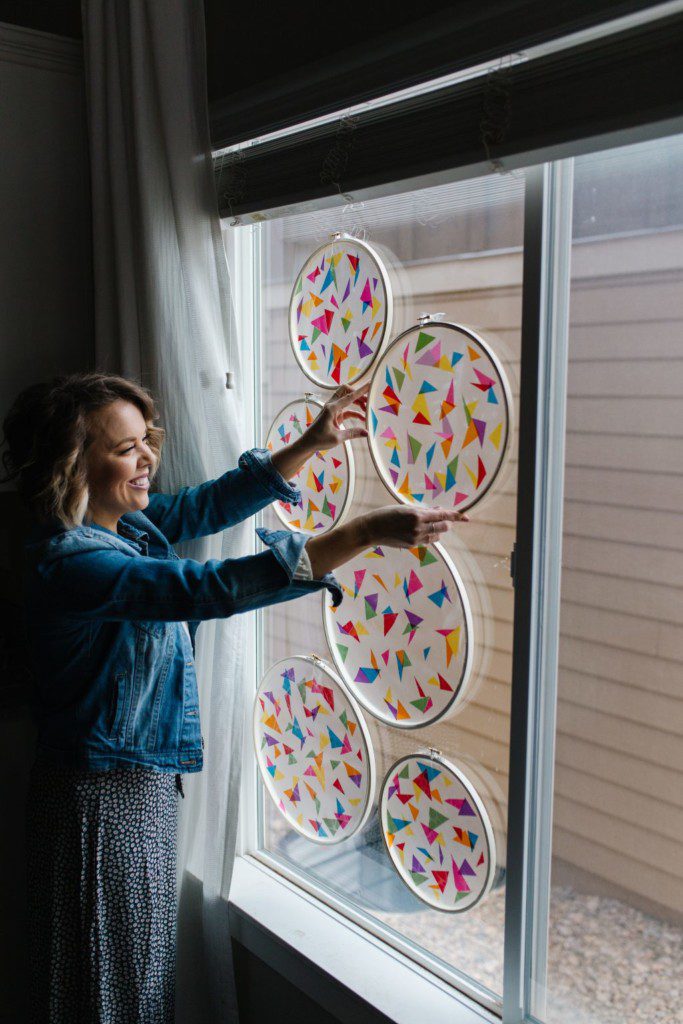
[82,2,245,1020]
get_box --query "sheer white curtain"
[82,2,246,1019]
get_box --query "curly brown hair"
[0,372,165,529]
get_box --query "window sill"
[229,854,498,1024]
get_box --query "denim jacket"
[22,449,342,774]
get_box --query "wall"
[0,21,93,1021]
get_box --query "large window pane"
[540,135,683,1024]
[252,173,526,1003]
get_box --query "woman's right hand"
[358,504,468,549]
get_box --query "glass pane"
[252,172,526,1002]
[540,135,683,1024]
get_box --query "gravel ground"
[268,820,682,1022]
[379,885,683,1024]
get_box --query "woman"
[2,371,466,1024]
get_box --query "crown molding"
[0,20,82,75]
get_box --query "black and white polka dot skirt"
[26,755,180,1024]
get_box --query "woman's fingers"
[334,381,371,408]
[340,426,369,441]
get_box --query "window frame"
[223,60,681,1024]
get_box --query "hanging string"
[216,149,248,227]
[318,113,369,241]
[479,53,525,179]
[319,113,359,204]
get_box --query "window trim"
[229,854,499,1024]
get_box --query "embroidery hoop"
[379,750,497,913]
[321,541,474,729]
[253,654,377,845]
[367,315,513,512]
[265,395,355,535]
[288,232,394,389]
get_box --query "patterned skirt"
[26,756,180,1024]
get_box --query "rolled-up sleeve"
[256,527,342,607]
[35,526,341,623]
[144,448,302,545]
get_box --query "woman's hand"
[303,381,369,453]
[305,504,468,579]
[357,504,469,549]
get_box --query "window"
[222,97,683,1024]
[534,134,683,1024]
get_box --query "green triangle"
[429,808,448,829]
[298,682,307,703]
[415,331,435,353]
[321,494,332,517]
[331,759,340,769]
[393,367,406,391]
[285,722,292,732]
[295,276,303,295]
[337,644,349,663]
[399,764,410,779]
[455,891,469,902]
[408,435,422,461]
[419,547,438,566]
[315,798,321,813]
[365,598,378,620]
[288,754,297,765]
[340,710,348,728]
[311,327,321,343]
[341,317,351,332]
[447,455,459,478]
[462,394,471,424]
[410,871,428,886]
[323,817,340,834]
[410,697,430,713]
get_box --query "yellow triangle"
[489,422,502,449]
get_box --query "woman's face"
[85,399,156,530]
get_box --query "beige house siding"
[260,226,683,919]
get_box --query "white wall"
[0,22,93,1022]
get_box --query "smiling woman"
[0,370,468,1023]
[84,400,159,531]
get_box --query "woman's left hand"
[303,381,370,453]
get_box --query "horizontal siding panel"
[557,670,683,736]
[559,635,681,699]
[554,764,683,840]
[569,320,683,360]
[565,433,683,478]
[555,733,682,806]
[569,279,683,325]
[561,533,683,586]
[553,795,682,882]
[565,398,683,439]
[562,502,683,551]
[560,568,683,626]
[567,358,683,397]
[556,703,683,773]
[559,602,683,663]
[552,826,683,915]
